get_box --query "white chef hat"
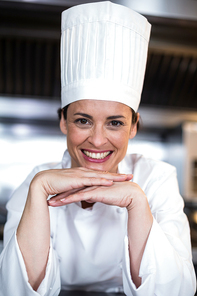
[61,1,151,112]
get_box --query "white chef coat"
[0,150,196,296]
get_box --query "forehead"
[68,99,132,116]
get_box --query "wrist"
[29,172,49,200]
[126,193,148,212]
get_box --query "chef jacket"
[0,150,196,296]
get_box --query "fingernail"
[48,200,56,204]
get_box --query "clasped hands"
[32,167,146,210]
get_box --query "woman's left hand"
[48,179,146,209]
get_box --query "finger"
[58,177,114,192]
[60,186,110,206]
[48,187,85,203]
[48,182,102,202]
[69,168,133,181]
[48,186,100,207]
[81,172,133,182]
[79,167,132,178]
[54,182,131,208]
[125,174,133,181]
[74,177,114,188]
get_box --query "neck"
[81,201,95,209]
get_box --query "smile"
[82,150,112,159]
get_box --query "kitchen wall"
[0,0,197,269]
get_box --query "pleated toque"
[61,1,151,112]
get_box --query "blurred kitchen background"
[0,0,197,277]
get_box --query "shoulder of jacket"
[139,155,178,196]
[123,153,177,189]
[137,154,175,171]
[123,153,175,173]
[33,161,62,171]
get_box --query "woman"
[0,2,196,296]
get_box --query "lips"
[82,150,111,159]
[81,149,113,162]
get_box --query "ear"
[60,111,67,135]
[129,112,139,139]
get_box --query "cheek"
[108,130,130,149]
[67,126,88,146]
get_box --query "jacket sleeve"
[122,168,196,296]
[0,232,60,296]
[0,165,61,296]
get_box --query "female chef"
[0,1,196,296]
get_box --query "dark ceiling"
[0,0,197,112]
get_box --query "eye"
[109,120,124,127]
[75,118,90,126]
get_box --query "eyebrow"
[74,113,93,119]
[107,115,125,120]
[74,113,126,120]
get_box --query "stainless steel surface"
[0,241,3,254]
[2,0,197,20]
[0,97,60,121]
[2,97,197,129]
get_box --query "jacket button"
[117,207,124,214]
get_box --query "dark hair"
[58,104,140,130]
[58,105,70,121]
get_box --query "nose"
[88,124,108,148]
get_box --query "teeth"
[83,150,111,159]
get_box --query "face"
[60,100,138,173]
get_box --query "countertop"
[59,291,125,296]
